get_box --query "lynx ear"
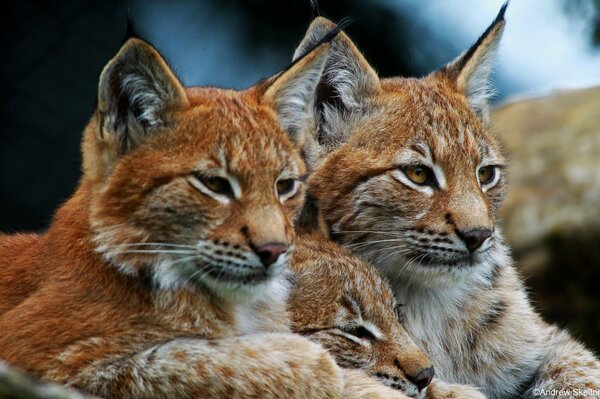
[293,17,380,156]
[97,38,188,154]
[261,37,331,142]
[434,2,507,123]
[294,17,380,111]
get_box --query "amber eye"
[198,175,233,196]
[276,178,296,197]
[478,166,496,185]
[404,165,432,185]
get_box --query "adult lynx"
[294,5,600,398]
[0,34,345,398]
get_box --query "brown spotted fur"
[0,37,347,398]
[288,230,485,399]
[293,8,600,399]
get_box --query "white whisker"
[118,249,195,255]
[345,238,405,250]
[332,230,405,235]
[103,242,196,249]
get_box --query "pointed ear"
[292,17,380,157]
[433,2,507,123]
[97,38,188,154]
[261,41,330,141]
[294,17,380,111]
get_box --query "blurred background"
[1,0,599,352]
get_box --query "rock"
[0,361,93,399]
[492,86,600,354]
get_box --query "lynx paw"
[256,333,344,399]
[425,380,486,399]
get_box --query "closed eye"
[341,324,378,341]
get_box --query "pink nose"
[254,243,288,267]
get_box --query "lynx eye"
[404,165,433,185]
[478,166,496,186]
[276,178,300,201]
[193,174,234,197]
[342,325,378,341]
[276,179,296,196]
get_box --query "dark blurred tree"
[0,0,427,232]
[527,229,600,354]
[201,0,424,78]
[0,0,127,232]
[562,0,600,45]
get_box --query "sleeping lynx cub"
[0,34,350,398]
[289,233,487,399]
[293,5,600,399]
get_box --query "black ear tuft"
[454,1,508,74]
[309,0,321,18]
[497,1,509,23]
[292,16,380,153]
[122,8,140,44]
[126,8,135,38]
[287,18,351,73]
[434,2,508,123]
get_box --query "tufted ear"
[433,2,507,124]
[97,38,189,155]
[294,17,380,112]
[293,17,381,155]
[261,31,334,143]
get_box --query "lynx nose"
[253,243,288,267]
[407,365,435,392]
[457,228,492,252]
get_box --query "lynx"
[289,232,487,399]
[0,33,349,398]
[292,5,600,398]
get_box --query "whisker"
[345,238,404,250]
[332,230,406,236]
[104,242,196,249]
[181,261,212,286]
[118,249,196,255]
[362,244,410,258]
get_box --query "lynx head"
[82,36,332,301]
[295,4,510,289]
[288,237,434,397]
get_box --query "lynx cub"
[289,233,486,399]
[0,34,346,398]
[293,5,600,399]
